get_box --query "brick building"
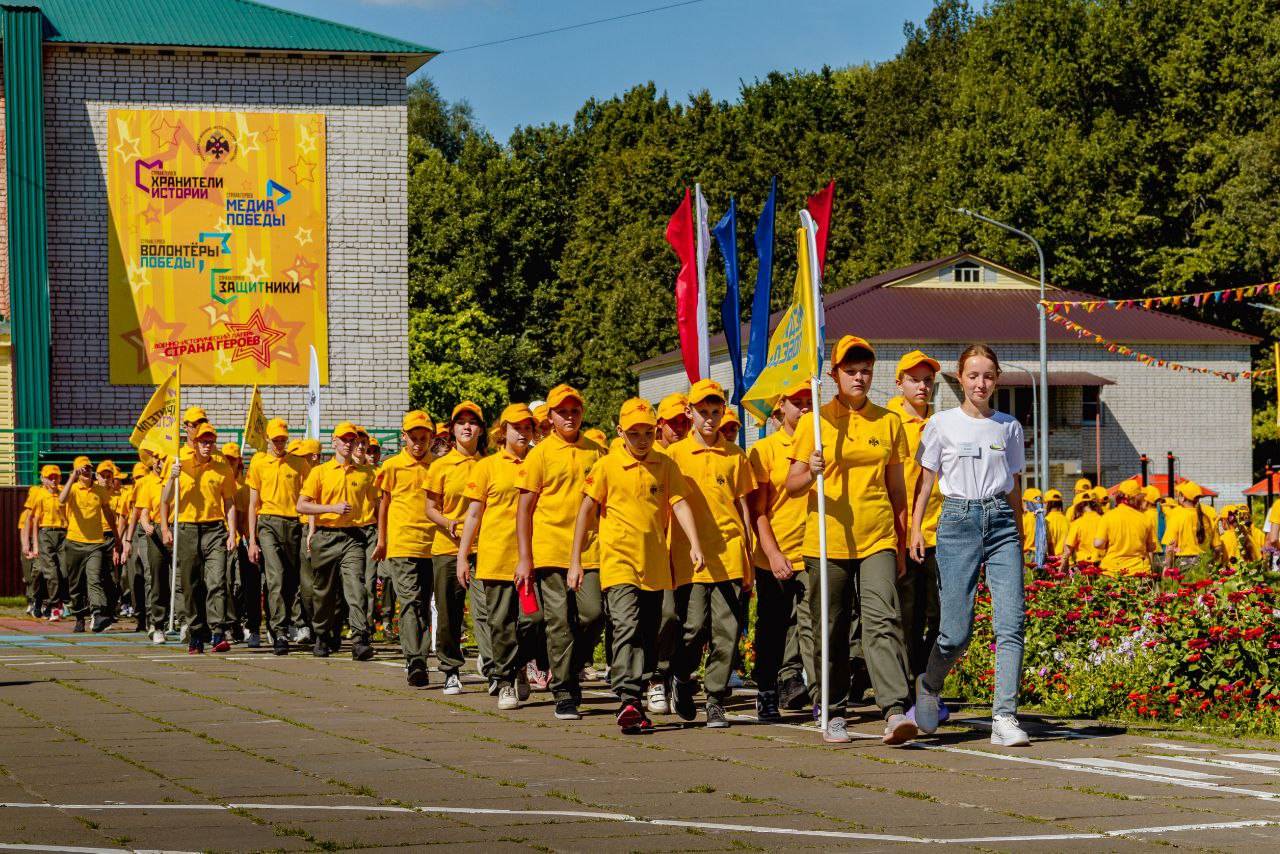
[1,0,432,480]
[635,253,1258,504]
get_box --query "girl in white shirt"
[908,344,1030,746]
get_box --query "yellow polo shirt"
[425,449,480,556]
[1096,503,1156,576]
[747,429,806,571]
[886,395,942,547]
[666,434,755,586]
[246,451,307,518]
[1161,505,1219,557]
[174,456,237,524]
[584,448,687,590]
[1045,509,1069,555]
[1022,510,1037,552]
[464,449,526,581]
[1064,509,1103,563]
[522,431,604,569]
[30,488,68,529]
[790,398,908,561]
[379,449,434,559]
[63,482,112,544]
[133,473,161,522]
[1221,527,1263,564]
[301,458,377,529]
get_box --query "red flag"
[666,188,701,384]
[806,180,835,276]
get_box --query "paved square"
[3,618,1280,852]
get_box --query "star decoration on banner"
[126,261,152,295]
[241,250,269,280]
[214,349,234,376]
[121,307,186,373]
[289,155,318,185]
[297,125,317,156]
[235,114,261,157]
[140,203,163,226]
[150,116,184,149]
[283,254,320,290]
[113,120,142,163]
[201,301,233,327]
[225,309,287,370]
[294,226,313,247]
[261,305,306,365]
[260,125,277,145]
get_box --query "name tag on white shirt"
[956,441,980,458]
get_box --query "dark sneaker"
[406,663,429,688]
[134,619,146,633]
[352,638,375,661]
[73,617,86,633]
[554,698,582,721]
[272,636,290,656]
[487,677,500,696]
[617,702,644,733]
[188,642,204,655]
[245,633,261,649]
[755,690,781,722]
[91,615,114,634]
[325,633,341,653]
[312,638,330,658]
[670,676,697,722]
[779,677,808,711]
[210,633,231,653]
[705,701,729,729]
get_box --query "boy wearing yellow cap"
[515,384,606,720]
[59,456,123,633]
[25,465,67,620]
[348,427,382,641]
[748,381,815,719]
[1043,489,1068,556]
[374,410,437,686]
[19,485,44,617]
[664,379,756,728]
[221,444,260,646]
[457,403,539,710]
[162,424,238,653]
[1163,481,1222,570]
[572,398,703,732]
[130,447,170,641]
[786,335,916,746]
[649,391,692,711]
[426,401,489,687]
[1063,488,1106,568]
[248,419,308,654]
[1093,480,1157,576]
[297,422,378,660]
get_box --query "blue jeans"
[924,496,1024,717]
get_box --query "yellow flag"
[741,227,822,423]
[129,365,181,457]
[243,385,268,453]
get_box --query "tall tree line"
[407,0,1280,468]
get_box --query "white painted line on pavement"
[1229,752,1280,763]
[1147,754,1280,776]
[0,845,197,854]
[1142,742,1212,752]
[1068,758,1228,780]
[3,802,1280,845]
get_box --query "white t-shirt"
[918,407,1025,500]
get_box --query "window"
[1082,386,1100,426]
[953,261,982,283]
[994,387,1035,434]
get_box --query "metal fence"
[0,428,404,487]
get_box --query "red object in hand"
[517,579,539,615]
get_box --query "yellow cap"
[401,410,433,433]
[73,456,91,471]
[1176,481,1202,501]
[780,379,810,399]
[332,421,359,440]
[546,384,584,409]
[183,405,208,424]
[1091,486,1109,502]
[1114,480,1139,499]
[833,335,876,364]
[500,403,535,425]
[367,436,380,449]
[721,409,741,429]
[1023,488,1041,502]
[355,425,370,438]
[132,463,148,479]
[895,349,940,380]
[138,439,163,466]
[40,464,62,478]
[452,400,484,422]
[1044,489,1063,502]
[194,423,217,441]
[436,423,451,437]
[533,403,550,423]
[1074,478,1093,494]
[657,393,689,421]
[619,398,658,430]
[96,460,118,476]
[286,439,301,455]
[1142,485,1160,503]
[688,378,727,406]
[298,438,322,456]
[266,418,289,440]
[584,428,607,447]
[221,442,241,458]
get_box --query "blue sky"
[271,0,939,141]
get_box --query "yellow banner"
[741,227,822,423]
[129,365,181,457]
[107,109,328,385]
[243,385,268,453]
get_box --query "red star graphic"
[260,305,306,366]
[284,254,321,290]
[224,308,287,370]
[140,203,163,225]
[289,156,318,185]
[150,116,185,149]
[120,307,187,374]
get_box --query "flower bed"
[946,558,1280,735]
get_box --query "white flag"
[306,345,321,440]
[694,183,712,379]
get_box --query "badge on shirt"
[956,441,980,458]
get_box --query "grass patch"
[683,783,716,793]
[727,792,771,804]
[1065,785,1143,801]
[895,789,937,802]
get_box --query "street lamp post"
[955,208,1050,494]
[1004,362,1040,493]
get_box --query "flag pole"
[800,210,829,731]
[694,184,711,379]
[168,363,181,634]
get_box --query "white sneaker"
[47,608,62,623]
[295,625,313,644]
[443,673,462,695]
[646,681,668,714]
[516,668,531,702]
[150,629,167,645]
[178,623,190,643]
[991,714,1031,746]
[497,684,519,710]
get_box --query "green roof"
[9,0,436,66]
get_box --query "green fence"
[0,428,404,486]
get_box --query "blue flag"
[743,177,777,392]
[713,197,743,403]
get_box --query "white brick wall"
[43,46,409,431]
[638,340,1255,504]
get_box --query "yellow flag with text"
[129,366,182,456]
[243,385,268,453]
[741,227,823,423]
